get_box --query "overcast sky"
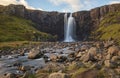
[0,0,120,12]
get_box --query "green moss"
[91,11,120,45]
[0,14,56,42]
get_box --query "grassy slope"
[93,11,120,44]
[0,14,55,42]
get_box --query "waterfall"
[64,13,76,42]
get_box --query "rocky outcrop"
[0,4,120,40]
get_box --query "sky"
[0,0,120,12]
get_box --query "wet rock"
[19,66,31,71]
[43,55,49,62]
[20,51,25,56]
[13,62,22,67]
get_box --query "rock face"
[0,4,120,40]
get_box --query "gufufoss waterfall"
[64,13,76,42]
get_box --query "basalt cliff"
[0,3,120,41]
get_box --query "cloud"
[37,8,43,11]
[109,0,120,4]
[18,0,35,9]
[0,0,43,10]
[0,0,17,6]
[49,0,84,12]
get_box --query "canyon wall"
[0,4,120,40]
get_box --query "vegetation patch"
[0,14,56,42]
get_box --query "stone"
[104,41,114,48]
[108,46,119,55]
[104,60,115,68]
[50,54,58,61]
[76,52,82,58]
[68,52,75,58]
[5,73,16,78]
[80,53,91,62]
[28,49,43,59]
[57,55,67,62]
[19,66,31,71]
[88,47,98,56]
[111,56,120,62]
[80,45,89,51]
[49,72,68,78]
[106,54,112,60]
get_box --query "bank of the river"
[0,41,120,78]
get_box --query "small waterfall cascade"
[64,13,76,42]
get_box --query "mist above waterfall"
[64,13,76,42]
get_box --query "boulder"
[104,60,116,68]
[104,41,114,48]
[105,54,112,60]
[57,55,67,62]
[111,56,120,62]
[50,54,58,61]
[108,46,119,55]
[80,45,89,51]
[80,53,92,62]
[49,72,68,78]
[28,49,43,59]
[19,66,31,71]
[76,52,83,58]
[88,47,98,56]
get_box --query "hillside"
[0,4,120,41]
[93,11,120,44]
[0,14,56,42]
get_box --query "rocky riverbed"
[0,41,120,78]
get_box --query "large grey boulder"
[28,48,43,59]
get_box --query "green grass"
[0,14,56,42]
[91,11,120,45]
[0,41,42,50]
[71,68,88,78]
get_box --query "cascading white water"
[64,13,76,42]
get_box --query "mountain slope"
[93,11,120,44]
[0,14,56,42]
